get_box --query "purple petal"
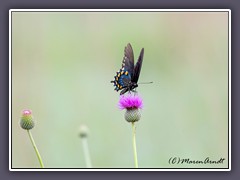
[118,94,143,110]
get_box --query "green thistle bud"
[79,124,89,138]
[20,109,35,130]
[124,108,141,123]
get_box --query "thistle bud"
[20,109,35,130]
[125,108,141,122]
[79,124,89,138]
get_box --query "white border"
[9,9,231,171]
[9,9,230,12]
[9,9,12,171]
[228,10,231,171]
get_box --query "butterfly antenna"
[138,81,153,84]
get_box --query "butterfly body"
[111,43,144,95]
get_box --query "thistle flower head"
[22,109,32,115]
[118,93,143,123]
[20,109,35,130]
[79,124,89,138]
[118,94,143,110]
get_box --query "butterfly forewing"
[122,43,134,76]
[132,48,144,83]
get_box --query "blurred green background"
[12,11,229,168]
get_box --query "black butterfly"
[111,43,144,95]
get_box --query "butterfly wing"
[122,43,134,76]
[132,48,144,83]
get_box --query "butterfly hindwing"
[112,69,131,91]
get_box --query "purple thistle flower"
[22,109,32,115]
[118,94,143,110]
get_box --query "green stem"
[81,137,92,168]
[132,122,138,168]
[27,130,44,168]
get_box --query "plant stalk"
[132,122,138,168]
[27,130,44,168]
[82,137,92,168]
